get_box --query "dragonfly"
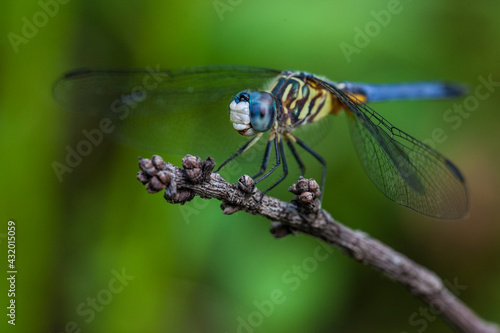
[53,65,469,219]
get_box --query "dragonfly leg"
[286,139,306,176]
[255,135,280,184]
[257,138,289,202]
[216,133,262,173]
[251,139,273,179]
[262,139,288,194]
[293,136,326,202]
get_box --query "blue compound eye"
[248,91,276,132]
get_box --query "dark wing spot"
[445,159,466,183]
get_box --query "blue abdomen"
[340,81,467,103]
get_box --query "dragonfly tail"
[340,81,467,103]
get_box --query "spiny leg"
[293,136,327,202]
[253,136,280,204]
[286,139,306,176]
[216,133,262,173]
[252,139,273,179]
[260,139,289,198]
[255,135,280,184]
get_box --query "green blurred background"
[1,0,499,332]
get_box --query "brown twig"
[137,154,499,333]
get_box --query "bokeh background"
[1,0,500,332]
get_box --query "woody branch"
[137,154,498,333]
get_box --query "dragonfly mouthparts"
[229,98,256,137]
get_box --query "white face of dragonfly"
[229,98,256,137]
[229,90,276,137]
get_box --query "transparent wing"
[311,77,469,219]
[53,65,281,162]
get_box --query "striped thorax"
[229,71,344,139]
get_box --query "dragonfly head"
[229,90,277,137]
